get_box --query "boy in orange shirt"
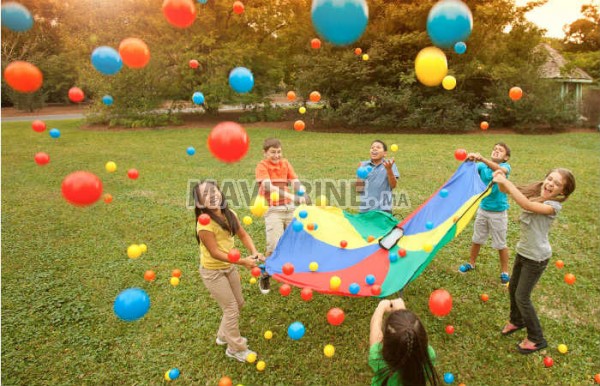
[255,138,306,294]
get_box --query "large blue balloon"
[427,0,473,49]
[287,321,306,340]
[91,46,123,76]
[113,288,150,322]
[1,2,33,32]
[228,67,254,93]
[311,0,368,46]
[192,91,205,105]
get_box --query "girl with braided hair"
[369,298,440,386]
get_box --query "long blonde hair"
[517,168,576,203]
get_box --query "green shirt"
[368,342,436,386]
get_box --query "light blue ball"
[102,95,114,106]
[311,0,369,46]
[229,67,254,93]
[197,0,208,3]
[168,368,180,380]
[91,46,123,75]
[427,0,473,49]
[297,188,305,196]
[186,146,196,156]
[365,274,375,285]
[313,223,319,230]
[292,220,304,232]
[1,2,33,32]
[459,265,467,273]
[287,321,305,340]
[439,189,449,198]
[349,282,360,294]
[366,166,373,173]
[426,221,434,230]
[299,210,308,219]
[113,288,151,322]
[389,252,398,263]
[454,41,467,54]
[443,372,455,384]
[49,128,61,138]
[192,91,205,105]
[356,166,369,179]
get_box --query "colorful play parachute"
[265,161,491,297]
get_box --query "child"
[494,168,576,354]
[356,140,399,213]
[193,180,264,362]
[458,142,512,284]
[255,138,306,294]
[369,298,440,386]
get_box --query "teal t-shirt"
[478,162,511,212]
[369,342,436,386]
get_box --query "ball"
[139,244,147,253]
[340,240,348,248]
[354,47,362,55]
[555,260,564,269]
[286,90,296,101]
[113,288,150,321]
[349,282,360,295]
[251,267,261,277]
[102,95,114,106]
[390,144,398,152]
[229,67,254,93]
[119,37,150,68]
[287,321,305,340]
[442,75,457,90]
[480,121,489,130]
[279,284,292,296]
[1,2,33,32]
[557,344,568,354]
[311,38,322,49]
[103,193,113,203]
[144,270,156,282]
[172,269,182,278]
[68,87,85,103]
[454,41,467,54]
[246,352,257,363]
[445,325,455,334]
[398,248,407,257]
[170,276,180,286]
[61,171,103,206]
[311,0,368,46]
[207,121,249,163]
[127,168,139,179]
[227,249,241,263]
[264,330,273,340]
[282,263,295,275]
[32,120,46,132]
[198,213,211,225]
[329,275,341,290]
[429,289,452,317]
[242,216,253,225]
[443,372,455,384]
[543,356,554,368]
[232,1,244,14]
[427,0,473,49]
[439,189,449,198]
[49,128,61,138]
[294,120,306,131]
[127,244,142,259]
[509,86,523,101]
[256,360,266,371]
[327,307,345,326]
[162,0,197,28]
[34,152,50,166]
[186,146,196,156]
[415,47,448,87]
[299,106,306,114]
[362,54,369,61]
[189,59,199,68]
[300,287,313,301]
[365,274,375,285]
[323,344,335,357]
[309,262,319,272]
[564,273,576,285]
[105,161,117,173]
[192,91,205,105]
[91,46,123,75]
[309,91,321,102]
[454,149,467,161]
[480,293,489,302]
[3,61,43,93]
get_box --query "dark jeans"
[509,253,549,345]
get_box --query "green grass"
[2,120,599,385]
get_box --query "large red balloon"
[207,121,249,163]
[162,0,197,28]
[68,87,85,103]
[119,38,150,68]
[454,148,467,161]
[428,289,453,317]
[4,61,43,93]
[327,307,345,326]
[61,171,103,206]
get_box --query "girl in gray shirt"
[493,168,576,354]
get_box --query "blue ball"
[186,146,196,156]
[349,282,360,295]
[197,0,208,3]
[356,166,369,179]
[454,41,467,54]
[365,274,375,285]
[389,252,398,263]
[366,166,373,173]
[287,321,305,340]
[292,220,304,232]
[113,288,151,322]
[1,2,33,32]
[311,0,369,46]
[229,67,254,93]
[299,210,308,219]
[297,188,305,196]
[459,265,467,273]
[439,188,449,198]
[427,0,473,49]
[49,128,61,138]
[102,95,114,106]
[168,368,180,380]
[426,221,434,230]
[91,46,123,75]
[443,372,455,384]
[192,91,205,105]
[313,223,318,230]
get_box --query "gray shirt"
[516,200,562,262]
[359,160,400,212]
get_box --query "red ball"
[251,267,261,277]
[4,61,43,93]
[34,152,50,165]
[564,273,576,285]
[162,0,197,28]
[454,149,467,161]
[144,270,156,281]
[480,293,489,302]
[279,284,291,297]
[340,240,348,248]
[300,287,313,301]
[127,168,139,179]
[232,1,244,14]
[311,38,321,49]
[189,59,199,69]
[428,289,452,317]
[480,121,489,130]
[227,249,241,263]
[309,91,321,103]
[594,373,600,384]
[32,120,46,132]
[555,260,564,269]
[119,38,150,69]
[398,248,407,257]
[354,47,362,56]
[198,213,211,225]
[445,325,455,334]
[103,193,113,203]
[543,356,554,368]
[370,284,381,296]
[172,269,182,278]
[207,121,249,163]
[327,307,345,326]
[293,120,305,131]
[282,262,295,275]
[68,87,85,103]
[509,86,523,101]
[61,171,103,206]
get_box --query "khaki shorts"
[472,208,508,250]
[265,205,295,256]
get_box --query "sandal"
[501,323,524,336]
[516,340,547,354]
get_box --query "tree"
[563,4,600,51]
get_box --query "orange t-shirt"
[255,159,298,206]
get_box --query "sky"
[514,0,598,38]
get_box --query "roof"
[538,43,593,83]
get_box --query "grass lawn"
[2,120,599,385]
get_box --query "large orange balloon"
[509,86,523,101]
[309,91,321,102]
[3,61,43,93]
[119,38,150,68]
[162,0,197,28]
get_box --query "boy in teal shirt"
[459,142,512,284]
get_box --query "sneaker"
[216,336,247,346]
[259,274,271,294]
[458,263,475,273]
[500,272,510,285]
[225,348,256,363]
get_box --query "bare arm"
[493,171,556,215]
[383,159,398,189]
[479,156,509,174]
[236,223,265,262]
[369,298,406,346]
[198,230,258,269]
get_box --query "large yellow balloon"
[442,75,457,90]
[415,47,448,87]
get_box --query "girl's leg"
[508,254,525,327]
[514,257,549,345]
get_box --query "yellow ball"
[105,161,117,173]
[423,243,433,253]
[256,360,266,371]
[442,75,457,90]
[127,244,142,259]
[558,344,568,354]
[299,106,306,114]
[362,54,369,61]
[164,371,171,381]
[324,344,335,357]
[316,195,328,207]
[250,197,268,217]
[415,46,448,87]
[246,352,257,363]
[390,144,398,152]
[242,216,253,226]
[249,277,257,284]
[139,243,148,253]
[270,191,280,202]
[309,262,319,272]
[330,275,341,290]
[264,330,273,340]
[170,276,180,286]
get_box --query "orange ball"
[218,376,233,386]
[172,268,182,278]
[144,270,156,281]
[564,273,576,285]
[68,87,85,103]
[480,121,489,130]
[509,86,523,101]
[480,293,489,302]
[119,38,150,68]
[311,38,321,49]
[286,91,296,101]
[232,0,244,14]
[294,120,305,131]
[594,373,600,384]
[555,259,564,269]
[367,235,375,242]
[4,61,43,93]
[309,91,321,103]
[103,193,113,203]
[354,47,362,56]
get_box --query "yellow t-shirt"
[196,212,237,270]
